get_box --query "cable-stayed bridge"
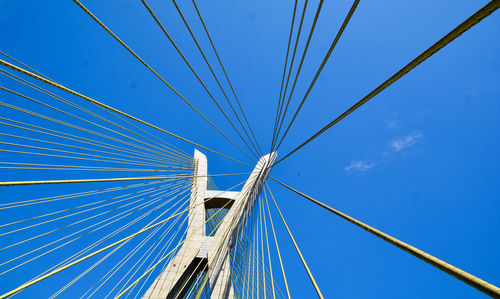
[0,0,499,298]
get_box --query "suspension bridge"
[0,0,499,298]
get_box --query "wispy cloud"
[345,160,375,172]
[345,131,423,172]
[389,131,423,152]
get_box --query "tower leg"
[142,150,276,298]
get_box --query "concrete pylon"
[142,150,276,298]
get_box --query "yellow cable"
[0,116,179,163]
[0,172,248,187]
[276,1,500,164]
[0,82,188,161]
[115,181,247,298]
[142,0,261,159]
[264,190,291,299]
[0,68,191,160]
[266,183,324,298]
[0,131,191,165]
[72,0,255,162]
[191,0,263,156]
[0,181,245,298]
[0,58,251,166]
[261,193,276,299]
[0,184,188,276]
[0,178,174,209]
[272,176,500,298]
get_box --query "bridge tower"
[142,150,276,298]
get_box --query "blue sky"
[1,0,499,298]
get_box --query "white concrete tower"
[142,150,276,298]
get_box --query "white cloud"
[345,160,375,172]
[390,131,423,152]
[345,131,423,172]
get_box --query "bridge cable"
[258,192,269,298]
[32,192,191,298]
[275,0,500,165]
[134,213,188,298]
[263,189,291,299]
[273,0,324,151]
[271,176,500,298]
[0,179,179,209]
[0,94,184,163]
[0,182,185,240]
[0,68,191,161]
[0,184,188,276]
[49,216,171,298]
[112,213,187,298]
[0,116,182,164]
[270,0,298,153]
[0,163,188,173]
[0,141,185,169]
[141,0,261,160]
[266,183,324,298]
[82,197,188,297]
[0,53,192,160]
[0,172,248,187]
[189,178,269,299]
[149,193,238,299]
[275,0,360,151]
[152,178,258,298]
[0,58,252,167]
[171,0,263,158]
[261,192,277,299]
[148,171,259,298]
[271,0,308,151]
[0,180,246,298]
[72,0,254,162]
[114,181,247,298]
[86,209,187,297]
[0,180,183,232]
[0,132,191,168]
[0,51,54,82]
[30,186,191,285]
[191,0,264,156]
[97,190,190,297]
